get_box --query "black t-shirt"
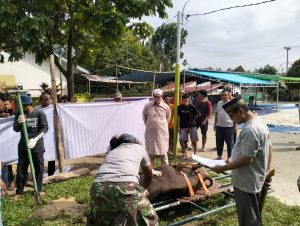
[13,109,48,151]
[178,104,199,128]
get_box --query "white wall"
[0,52,67,96]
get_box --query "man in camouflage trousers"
[88,134,158,226]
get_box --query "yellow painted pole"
[172,11,181,156]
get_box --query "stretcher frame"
[153,170,236,226]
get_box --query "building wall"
[0,52,67,96]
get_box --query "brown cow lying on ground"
[140,164,213,202]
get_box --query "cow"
[140,163,213,202]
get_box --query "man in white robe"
[143,89,171,165]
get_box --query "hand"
[0,112,10,118]
[264,177,272,186]
[213,125,216,131]
[201,120,207,126]
[18,115,26,124]
[27,138,38,149]
[211,165,224,174]
[0,179,7,195]
[143,189,149,197]
[152,169,163,176]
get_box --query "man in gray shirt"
[212,96,272,226]
[88,133,158,226]
[214,89,235,162]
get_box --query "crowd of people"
[0,88,273,226]
[87,88,272,226]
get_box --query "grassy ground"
[2,157,300,226]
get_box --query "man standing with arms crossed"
[212,96,272,226]
[143,89,170,165]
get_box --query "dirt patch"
[32,197,87,219]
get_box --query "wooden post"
[50,54,64,173]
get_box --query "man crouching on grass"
[87,133,158,226]
[211,96,272,226]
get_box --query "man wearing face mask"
[13,94,48,196]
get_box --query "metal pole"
[298,89,300,123]
[115,64,119,91]
[59,52,63,97]
[153,71,156,91]
[284,47,291,74]
[88,76,91,98]
[183,69,186,90]
[50,54,64,173]
[276,83,279,112]
[172,11,181,156]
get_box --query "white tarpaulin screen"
[0,99,147,163]
[58,100,147,159]
[0,106,56,163]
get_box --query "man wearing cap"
[114,91,122,102]
[88,133,158,226]
[143,89,171,165]
[212,96,272,226]
[13,94,48,196]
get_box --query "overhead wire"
[186,0,277,18]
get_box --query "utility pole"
[284,46,291,74]
[172,11,181,156]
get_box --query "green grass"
[2,159,300,226]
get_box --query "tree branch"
[54,55,68,77]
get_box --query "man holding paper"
[211,96,272,226]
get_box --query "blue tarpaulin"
[186,69,276,86]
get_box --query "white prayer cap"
[153,89,163,96]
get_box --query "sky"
[143,0,300,73]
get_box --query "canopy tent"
[186,69,277,87]
[186,69,281,111]
[161,81,223,93]
[238,73,300,83]
[118,71,176,85]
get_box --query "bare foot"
[215,156,222,160]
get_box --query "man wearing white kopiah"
[143,89,171,166]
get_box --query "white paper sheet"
[192,154,226,168]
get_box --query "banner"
[58,100,147,159]
[0,99,148,163]
[0,106,56,163]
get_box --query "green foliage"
[0,0,172,101]
[254,64,277,75]
[150,23,188,71]
[78,31,157,75]
[287,58,300,90]
[2,172,300,226]
[233,65,246,72]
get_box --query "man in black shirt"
[13,94,48,195]
[178,94,200,157]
